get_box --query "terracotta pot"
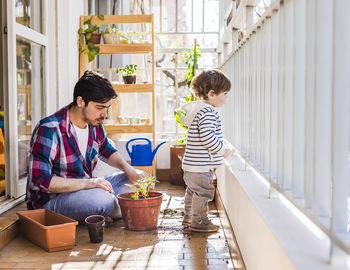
[84,33,101,44]
[16,209,78,252]
[123,75,136,84]
[117,192,163,231]
[170,144,186,186]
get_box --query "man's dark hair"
[73,70,117,106]
[191,69,231,100]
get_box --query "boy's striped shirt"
[180,103,226,172]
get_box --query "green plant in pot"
[119,31,130,44]
[117,176,163,231]
[116,64,137,84]
[101,26,118,44]
[169,40,200,186]
[183,39,201,88]
[78,13,104,62]
[174,40,201,145]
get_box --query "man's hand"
[223,149,232,159]
[89,177,114,194]
[124,165,148,184]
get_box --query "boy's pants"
[42,172,132,221]
[183,170,215,221]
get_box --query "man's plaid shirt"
[25,103,117,209]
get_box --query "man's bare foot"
[105,216,114,226]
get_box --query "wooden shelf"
[104,124,153,134]
[82,14,153,25]
[81,44,152,54]
[113,83,153,93]
[80,14,156,175]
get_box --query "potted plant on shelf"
[116,64,138,84]
[78,13,104,62]
[117,176,163,231]
[170,40,201,186]
[101,26,118,44]
[118,31,130,44]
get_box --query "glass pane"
[204,0,219,32]
[95,53,153,84]
[15,0,43,33]
[117,93,152,125]
[177,0,192,32]
[153,0,161,32]
[156,33,219,49]
[16,36,44,178]
[162,0,176,32]
[193,0,203,32]
[156,53,176,68]
[155,66,191,137]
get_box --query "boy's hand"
[223,149,232,159]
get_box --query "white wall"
[217,155,350,270]
[55,0,87,112]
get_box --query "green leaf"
[124,176,158,200]
[98,14,104,20]
[87,42,94,50]
[178,135,187,144]
[174,110,188,130]
[84,16,93,26]
[88,51,95,62]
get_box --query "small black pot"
[123,75,136,84]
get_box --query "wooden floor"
[0,182,237,269]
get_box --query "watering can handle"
[126,138,152,157]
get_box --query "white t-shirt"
[73,124,89,158]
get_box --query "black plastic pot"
[123,75,136,84]
[85,215,105,243]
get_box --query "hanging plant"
[78,14,104,62]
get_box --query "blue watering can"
[126,138,166,166]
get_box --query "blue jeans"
[42,172,132,221]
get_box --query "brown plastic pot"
[170,144,186,186]
[16,209,78,252]
[84,33,101,44]
[117,192,163,231]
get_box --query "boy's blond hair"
[191,69,231,100]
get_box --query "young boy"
[177,69,232,232]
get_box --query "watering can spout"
[151,141,166,160]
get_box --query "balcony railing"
[220,0,350,254]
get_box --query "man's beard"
[82,107,104,127]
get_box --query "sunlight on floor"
[0,182,235,270]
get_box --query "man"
[26,70,143,221]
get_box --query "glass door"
[6,0,48,198]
